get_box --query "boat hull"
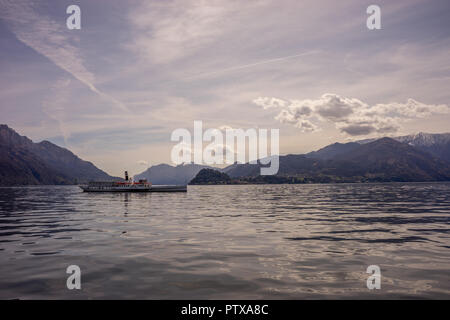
[150,185,187,192]
[80,185,187,192]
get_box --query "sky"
[1,0,450,176]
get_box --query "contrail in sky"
[183,50,320,80]
[0,0,129,112]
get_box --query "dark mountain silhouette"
[393,132,450,163]
[304,132,450,162]
[357,132,450,162]
[331,137,450,181]
[305,142,360,160]
[0,142,69,185]
[224,155,323,178]
[3,124,450,186]
[189,168,231,185]
[134,163,212,185]
[0,124,116,185]
[213,137,450,183]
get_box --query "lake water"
[0,183,449,299]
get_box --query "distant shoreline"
[2,180,450,188]
[189,179,450,186]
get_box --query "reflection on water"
[0,183,449,299]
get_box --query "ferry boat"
[79,171,187,192]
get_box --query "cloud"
[0,0,128,112]
[128,0,233,64]
[253,97,287,110]
[254,93,450,136]
[127,0,272,65]
[137,160,149,167]
[218,125,233,131]
[41,78,72,146]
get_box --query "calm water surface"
[0,183,449,299]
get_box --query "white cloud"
[254,93,450,136]
[253,97,287,110]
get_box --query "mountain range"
[134,163,211,185]
[191,135,450,184]
[139,133,450,184]
[305,132,450,162]
[0,124,117,185]
[2,124,450,185]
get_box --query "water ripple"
[0,183,449,299]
